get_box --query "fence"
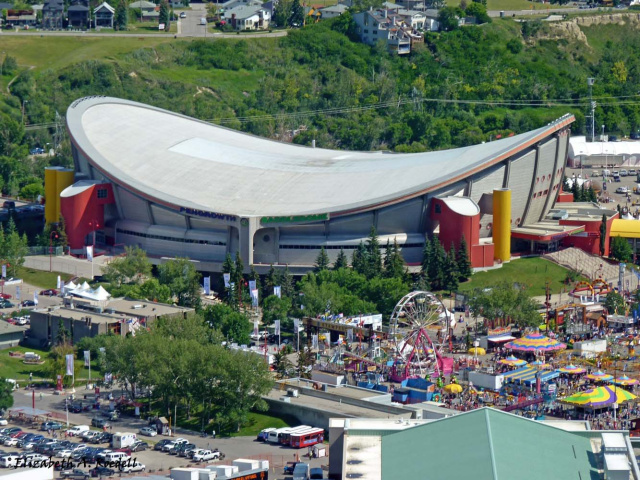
[26,246,64,257]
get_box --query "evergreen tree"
[222,253,235,276]
[159,0,170,27]
[428,236,445,290]
[421,236,432,277]
[264,264,277,299]
[364,226,382,279]
[588,185,597,202]
[443,244,459,293]
[456,236,472,281]
[249,266,261,296]
[562,176,570,192]
[352,241,367,276]
[570,178,579,200]
[579,182,586,202]
[288,0,304,26]
[334,248,348,270]
[599,214,607,257]
[386,239,406,279]
[382,240,392,275]
[114,0,128,30]
[314,247,330,272]
[280,265,295,298]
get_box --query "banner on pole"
[293,318,300,333]
[65,354,74,376]
[56,375,62,391]
[250,288,259,307]
[249,280,257,291]
[274,320,280,336]
[1,265,5,279]
[57,275,62,290]
[253,320,259,337]
[347,329,353,342]
[98,347,105,354]
[312,334,318,349]
[204,277,211,295]
[33,291,38,306]
[15,286,20,301]
[223,273,230,288]
[83,350,91,367]
[274,286,281,298]
[86,245,93,262]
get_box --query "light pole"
[49,231,59,272]
[473,339,479,366]
[602,124,605,142]
[587,77,595,142]
[88,220,100,249]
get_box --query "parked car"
[293,462,310,480]
[0,294,11,300]
[0,419,7,427]
[0,428,20,435]
[616,186,629,194]
[178,444,198,457]
[120,461,145,473]
[91,418,110,429]
[0,300,14,309]
[162,438,188,452]
[193,449,222,462]
[60,468,90,479]
[285,462,301,475]
[39,289,58,296]
[89,466,115,477]
[153,439,171,451]
[89,433,112,445]
[179,11,186,17]
[130,441,148,452]
[138,427,157,437]
[21,300,36,307]
[310,467,324,479]
[172,442,194,456]
[29,147,45,155]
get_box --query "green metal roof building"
[336,408,600,480]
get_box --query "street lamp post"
[88,220,100,249]
[49,231,59,272]
[473,339,479,366]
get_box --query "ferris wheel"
[388,291,453,379]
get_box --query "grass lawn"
[15,266,74,289]
[174,407,295,437]
[1,36,174,72]
[0,346,49,381]
[458,257,587,296]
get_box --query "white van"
[0,455,20,468]
[267,428,290,443]
[603,169,611,177]
[66,425,90,437]
[105,451,130,463]
[112,432,137,449]
[621,169,628,176]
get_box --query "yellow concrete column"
[493,188,511,262]
[44,167,58,224]
[45,167,74,224]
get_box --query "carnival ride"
[388,291,454,381]
[570,278,611,300]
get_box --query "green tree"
[55,318,70,346]
[443,244,459,293]
[159,0,170,27]
[610,236,633,262]
[352,241,367,276]
[385,239,406,280]
[468,282,541,329]
[600,214,607,257]
[364,226,382,279]
[428,236,446,290]
[421,236,432,278]
[114,0,128,30]
[288,0,304,26]
[19,182,43,201]
[334,248,348,270]
[262,294,291,326]
[438,6,462,31]
[3,219,28,277]
[0,378,14,411]
[102,245,152,286]
[456,237,472,281]
[383,240,392,273]
[604,291,626,315]
[43,343,81,388]
[314,246,330,272]
[273,350,294,379]
[465,2,490,23]
[1,56,18,76]
[206,2,217,17]
[158,257,202,308]
[202,304,251,344]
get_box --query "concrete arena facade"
[64,97,574,273]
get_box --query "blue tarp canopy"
[503,366,559,386]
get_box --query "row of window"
[279,243,424,250]
[116,228,226,246]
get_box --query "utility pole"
[545,282,551,332]
[587,78,595,142]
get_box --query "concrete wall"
[264,397,351,432]
[296,386,413,417]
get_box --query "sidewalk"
[23,254,110,278]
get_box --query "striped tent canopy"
[557,364,587,374]
[613,375,640,386]
[499,356,527,367]
[530,360,552,369]
[586,371,614,382]
[561,386,636,408]
[504,333,566,353]
[502,366,560,386]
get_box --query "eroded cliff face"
[534,13,640,45]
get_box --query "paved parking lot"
[567,166,640,211]
[11,388,328,478]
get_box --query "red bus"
[279,425,311,445]
[290,428,324,449]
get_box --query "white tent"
[79,281,91,291]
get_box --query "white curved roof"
[66,97,574,217]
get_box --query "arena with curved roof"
[60,96,575,272]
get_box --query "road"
[179,2,207,37]
[10,387,327,478]
[488,5,625,16]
